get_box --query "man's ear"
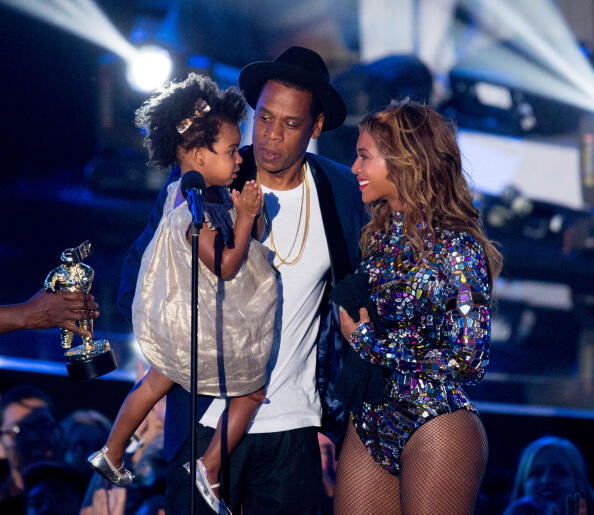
[311,113,324,139]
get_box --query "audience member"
[127,433,167,515]
[81,433,167,515]
[22,461,87,515]
[504,496,557,515]
[14,408,65,471]
[0,385,53,513]
[80,371,165,515]
[506,436,594,515]
[60,410,111,480]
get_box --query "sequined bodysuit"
[350,213,491,475]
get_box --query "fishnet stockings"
[334,410,488,515]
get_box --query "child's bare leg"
[200,387,266,494]
[104,367,173,468]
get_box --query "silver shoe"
[183,458,231,514]
[88,446,134,487]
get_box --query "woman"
[506,436,594,515]
[333,100,502,514]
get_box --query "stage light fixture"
[446,68,582,135]
[474,82,513,110]
[126,45,172,93]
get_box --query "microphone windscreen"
[181,171,206,197]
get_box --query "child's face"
[200,122,243,187]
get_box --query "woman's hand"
[564,492,588,515]
[231,180,263,219]
[339,307,371,341]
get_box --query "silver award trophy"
[44,241,117,380]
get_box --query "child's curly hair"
[135,73,246,169]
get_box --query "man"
[118,46,366,514]
[0,385,54,513]
[0,290,99,336]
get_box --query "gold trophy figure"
[45,241,117,380]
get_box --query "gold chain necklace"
[258,162,310,266]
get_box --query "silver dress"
[132,181,278,396]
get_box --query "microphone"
[181,171,206,226]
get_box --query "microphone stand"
[181,172,206,515]
[190,216,202,515]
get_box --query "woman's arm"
[344,317,419,371]
[343,235,491,384]
[439,234,491,384]
[191,180,263,280]
[440,275,490,384]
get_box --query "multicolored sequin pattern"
[350,213,491,475]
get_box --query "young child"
[88,73,277,515]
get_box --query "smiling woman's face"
[351,130,402,210]
[524,447,577,510]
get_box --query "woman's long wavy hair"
[359,100,502,281]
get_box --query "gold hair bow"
[176,98,212,134]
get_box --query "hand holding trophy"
[44,240,117,380]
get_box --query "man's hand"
[247,387,268,404]
[0,289,100,335]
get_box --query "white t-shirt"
[200,162,330,433]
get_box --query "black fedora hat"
[239,46,346,131]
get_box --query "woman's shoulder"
[435,226,485,258]
[434,227,490,293]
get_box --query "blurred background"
[0,1,592,513]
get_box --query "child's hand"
[231,180,263,218]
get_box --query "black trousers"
[165,424,322,515]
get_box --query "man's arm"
[117,169,180,324]
[0,290,99,335]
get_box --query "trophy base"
[64,339,117,381]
